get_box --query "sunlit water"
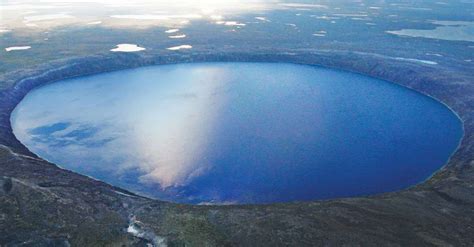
[11,63,463,204]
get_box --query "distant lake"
[387,21,474,42]
[11,63,463,204]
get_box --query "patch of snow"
[426,53,443,57]
[394,57,438,65]
[313,30,327,37]
[5,46,31,52]
[311,15,339,20]
[168,34,186,39]
[255,16,269,22]
[167,45,192,51]
[114,190,136,197]
[352,17,371,21]
[165,29,179,33]
[216,21,246,26]
[110,44,145,52]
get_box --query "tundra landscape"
[1,0,473,246]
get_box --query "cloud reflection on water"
[12,65,229,189]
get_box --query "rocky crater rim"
[1,51,468,206]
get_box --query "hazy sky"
[0,0,290,29]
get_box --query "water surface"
[387,21,474,42]
[11,63,463,204]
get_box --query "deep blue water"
[11,63,463,204]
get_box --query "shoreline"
[7,60,466,205]
[1,50,473,245]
